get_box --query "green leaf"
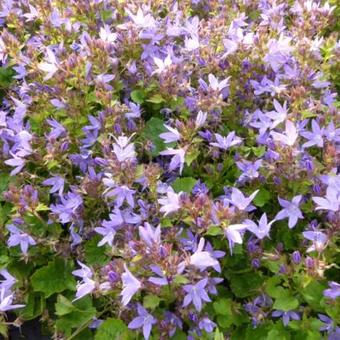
[214,328,225,340]
[130,89,145,104]
[0,203,12,227]
[300,280,326,311]
[206,226,224,236]
[143,117,167,156]
[229,272,263,298]
[253,188,271,207]
[143,295,161,310]
[84,235,110,266]
[55,295,77,316]
[172,177,197,193]
[213,298,232,316]
[185,148,200,166]
[0,322,8,338]
[94,318,130,340]
[147,94,164,104]
[20,292,45,320]
[273,292,299,311]
[31,258,76,297]
[0,67,15,88]
[0,173,10,197]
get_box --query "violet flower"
[303,230,328,252]
[121,264,141,306]
[0,288,25,312]
[275,195,304,228]
[244,213,275,240]
[128,304,157,340]
[272,310,300,326]
[183,278,211,312]
[323,282,340,300]
[210,132,242,150]
[6,224,36,255]
[158,188,182,216]
[159,124,181,143]
[301,120,324,148]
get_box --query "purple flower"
[4,154,26,176]
[210,132,242,150]
[94,223,116,247]
[158,188,181,216]
[139,223,161,247]
[128,304,157,340]
[224,224,246,254]
[324,121,340,142]
[50,192,83,224]
[323,282,340,300]
[312,187,339,212]
[195,111,207,129]
[318,314,340,334]
[271,120,298,146]
[38,48,58,80]
[46,118,66,139]
[303,230,328,252]
[0,288,25,312]
[267,100,288,128]
[275,195,303,228]
[72,261,93,279]
[126,102,142,120]
[291,250,302,264]
[121,264,141,306]
[160,147,186,174]
[159,125,181,143]
[112,135,136,162]
[74,277,96,301]
[0,270,16,290]
[189,238,219,271]
[236,159,262,183]
[272,310,300,326]
[228,188,259,211]
[244,213,275,239]
[42,176,64,195]
[107,185,135,208]
[183,278,211,312]
[6,224,36,255]
[198,317,216,333]
[148,265,168,286]
[301,120,324,148]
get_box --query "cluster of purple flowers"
[0,0,339,339]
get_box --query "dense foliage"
[0,0,339,339]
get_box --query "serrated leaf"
[143,117,167,156]
[172,177,197,193]
[31,258,76,297]
[253,188,270,207]
[273,292,299,311]
[130,89,145,104]
[84,235,110,266]
[20,292,45,320]
[95,318,130,340]
[143,295,161,310]
[206,226,224,236]
[147,94,164,104]
[213,298,232,316]
[55,295,76,316]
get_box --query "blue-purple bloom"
[275,195,304,228]
[121,264,141,306]
[183,278,211,312]
[323,282,340,300]
[128,304,157,340]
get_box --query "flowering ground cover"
[0,1,339,339]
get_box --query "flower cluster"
[0,0,339,339]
